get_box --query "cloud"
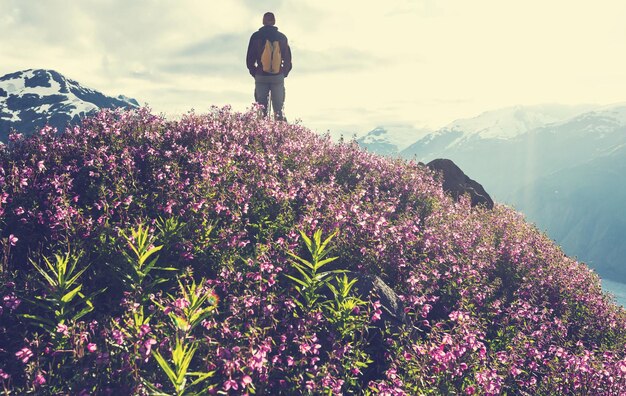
[2,0,626,135]
[294,48,385,74]
[156,61,243,79]
[176,34,247,58]
[156,33,250,78]
[240,0,285,13]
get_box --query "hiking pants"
[254,74,285,120]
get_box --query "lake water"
[601,278,626,307]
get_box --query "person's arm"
[246,35,257,77]
[282,37,292,77]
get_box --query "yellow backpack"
[260,40,282,74]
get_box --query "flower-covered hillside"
[1,107,625,395]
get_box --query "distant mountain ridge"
[400,104,595,161]
[513,141,626,280]
[356,125,432,156]
[358,103,626,282]
[0,69,138,141]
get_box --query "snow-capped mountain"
[397,102,626,199]
[551,102,626,136]
[401,104,595,160]
[444,104,595,139]
[0,69,139,141]
[356,125,432,156]
[394,102,626,283]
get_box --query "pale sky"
[2,0,626,137]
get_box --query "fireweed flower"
[371,300,383,322]
[111,330,124,345]
[3,294,21,311]
[173,298,190,309]
[15,347,33,364]
[56,323,69,336]
[224,379,238,391]
[142,339,157,361]
[87,343,98,353]
[139,324,151,337]
[33,372,46,387]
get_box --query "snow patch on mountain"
[562,103,626,131]
[1,70,95,119]
[442,104,596,140]
[0,69,138,140]
[357,125,432,154]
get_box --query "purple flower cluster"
[0,106,625,394]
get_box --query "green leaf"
[287,252,314,270]
[141,256,159,273]
[153,350,178,385]
[326,282,338,297]
[66,264,91,288]
[315,256,338,270]
[319,230,338,256]
[299,230,313,252]
[188,371,215,387]
[30,260,57,287]
[188,312,212,329]
[24,296,57,311]
[290,262,313,283]
[61,284,83,303]
[141,380,171,396]
[72,305,94,322]
[285,274,309,289]
[19,314,56,327]
[123,236,141,259]
[177,343,197,385]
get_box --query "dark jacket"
[246,26,292,77]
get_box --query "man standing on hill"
[246,12,292,121]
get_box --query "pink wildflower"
[510,366,523,377]
[174,298,190,309]
[111,329,124,345]
[143,339,157,360]
[56,323,69,336]
[33,372,46,386]
[139,324,151,337]
[15,347,33,363]
[371,300,383,322]
[224,379,238,391]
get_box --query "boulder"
[427,158,494,209]
[350,273,406,384]
[351,273,406,326]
